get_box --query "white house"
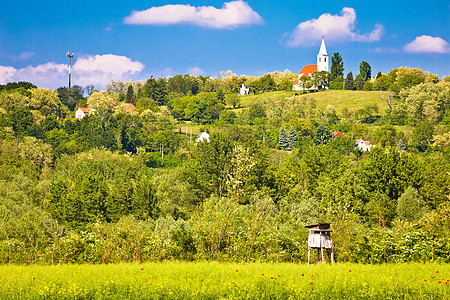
[195,131,210,143]
[355,139,374,152]
[293,38,329,91]
[239,83,250,95]
[75,107,90,119]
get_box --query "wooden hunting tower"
[305,223,334,264]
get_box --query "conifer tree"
[344,72,355,90]
[288,127,298,150]
[278,127,289,150]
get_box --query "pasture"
[0,262,448,299]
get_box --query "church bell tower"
[317,38,329,72]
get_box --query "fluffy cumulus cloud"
[0,54,145,89]
[124,0,263,29]
[0,66,17,84]
[403,35,450,53]
[73,54,145,86]
[284,7,384,47]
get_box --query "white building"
[293,38,329,91]
[355,139,375,152]
[239,83,250,95]
[195,131,210,143]
[75,107,90,119]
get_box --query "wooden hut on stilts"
[305,223,334,264]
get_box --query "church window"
[319,57,321,62]
[324,57,327,62]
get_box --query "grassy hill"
[237,90,386,113]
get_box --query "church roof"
[318,38,327,55]
[298,64,317,77]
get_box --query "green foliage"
[278,127,288,150]
[313,125,332,145]
[343,72,354,90]
[330,52,344,81]
[396,187,428,222]
[287,127,298,150]
[358,61,372,81]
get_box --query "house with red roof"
[355,138,374,152]
[332,131,345,139]
[75,107,91,119]
[293,38,329,91]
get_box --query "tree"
[225,93,240,109]
[313,125,332,145]
[278,127,289,150]
[374,124,397,147]
[358,61,372,81]
[330,52,344,81]
[409,120,434,152]
[396,187,428,222]
[125,84,135,104]
[343,72,355,90]
[287,127,298,150]
[310,71,329,90]
[355,75,365,90]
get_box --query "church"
[293,38,329,91]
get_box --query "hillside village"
[0,39,449,265]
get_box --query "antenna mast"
[66,52,74,88]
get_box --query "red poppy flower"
[141,268,144,271]
[349,270,351,272]
[271,277,273,279]
[310,282,313,284]
[33,278,35,280]
[438,281,441,284]
[278,275,280,277]
[424,280,427,282]
[262,274,264,276]
[236,270,238,272]
[436,271,439,273]
[302,274,304,276]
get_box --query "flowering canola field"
[0,262,448,299]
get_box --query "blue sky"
[0,0,448,89]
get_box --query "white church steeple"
[317,37,329,72]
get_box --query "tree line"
[0,67,449,264]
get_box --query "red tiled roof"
[332,131,345,138]
[78,107,89,113]
[298,64,317,78]
[293,79,299,85]
[121,103,136,111]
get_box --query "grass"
[0,262,448,299]
[237,90,387,113]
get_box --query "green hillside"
[237,90,386,113]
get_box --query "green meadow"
[0,262,448,299]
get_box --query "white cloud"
[0,66,17,84]
[124,0,263,29]
[188,66,204,76]
[403,35,450,53]
[1,54,145,89]
[284,7,384,47]
[73,54,145,86]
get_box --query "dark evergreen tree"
[330,52,344,81]
[125,84,135,104]
[287,127,298,150]
[313,125,332,145]
[344,72,355,90]
[278,127,289,150]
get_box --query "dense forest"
[0,66,449,264]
